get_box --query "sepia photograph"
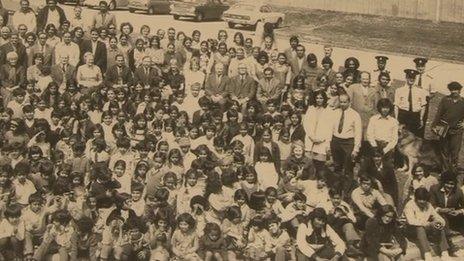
[0,0,463,260]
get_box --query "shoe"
[441,251,452,261]
[424,252,433,261]
[345,241,363,258]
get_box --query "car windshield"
[232,4,257,11]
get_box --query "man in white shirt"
[394,69,428,137]
[11,0,36,33]
[54,31,80,67]
[366,98,398,164]
[329,93,362,182]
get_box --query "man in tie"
[134,56,158,88]
[205,63,229,106]
[226,63,257,108]
[91,1,116,31]
[256,67,284,107]
[104,54,133,88]
[394,69,428,137]
[29,31,54,68]
[83,28,107,74]
[414,57,434,138]
[54,31,80,67]
[328,93,362,191]
[0,52,27,107]
[50,56,76,93]
[290,44,309,80]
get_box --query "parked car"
[0,0,43,13]
[170,0,229,22]
[222,3,284,29]
[128,0,171,14]
[85,0,129,10]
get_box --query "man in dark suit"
[104,54,133,88]
[0,33,28,68]
[36,0,67,32]
[0,51,27,107]
[133,56,160,87]
[80,28,107,74]
[29,31,54,68]
[50,56,76,92]
[226,62,257,108]
[289,44,309,80]
[205,63,229,106]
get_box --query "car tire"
[109,0,116,10]
[227,22,235,28]
[195,12,204,22]
[148,7,155,15]
[275,18,283,28]
[173,15,180,20]
[129,8,135,13]
[251,22,258,31]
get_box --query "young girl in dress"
[254,147,279,190]
[166,148,184,183]
[233,189,252,225]
[171,213,201,261]
[112,160,131,194]
[239,165,259,198]
[176,169,205,215]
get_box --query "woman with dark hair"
[231,32,244,49]
[45,23,61,48]
[296,208,346,260]
[147,35,164,67]
[119,22,134,46]
[252,50,269,81]
[404,163,438,202]
[321,56,337,87]
[302,89,332,171]
[127,38,146,72]
[361,204,407,260]
[403,187,451,260]
[207,42,230,76]
[343,57,361,83]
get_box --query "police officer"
[394,69,428,137]
[372,55,390,84]
[414,57,434,138]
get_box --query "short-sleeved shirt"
[394,85,428,112]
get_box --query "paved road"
[63,3,464,96]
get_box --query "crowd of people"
[0,0,464,260]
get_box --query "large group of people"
[0,0,464,260]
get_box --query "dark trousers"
[404,225,449,258]
[441,131,463,168]
[330,136,355,194]
[398,109,422,137]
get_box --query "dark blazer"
[50,63,76,86]
[204,73,229,97]
[254,141,281,171]
[80,40,107,74]
[361,217,407,258]
[29,43,55,68]
[430,184,464,209]
[133,66,160,87]
[226,74,257,100]
[36,6,67,31]
[0,42,28,68]
[290,124,306,142]
[0,64,26,88]
[0,8,9,26]
[104,65,134,87]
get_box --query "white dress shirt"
[394,85,428,112]
[329,107,363,153]
[366,114,399,153]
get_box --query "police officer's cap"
[404,69,419,79]
[413,57,428,67]
[375,56,389,63]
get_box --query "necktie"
[241,76,244,85]
[418,74,422,87]
[408,86,413,112]
[338,109,345,133]
[62,65,66,72]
